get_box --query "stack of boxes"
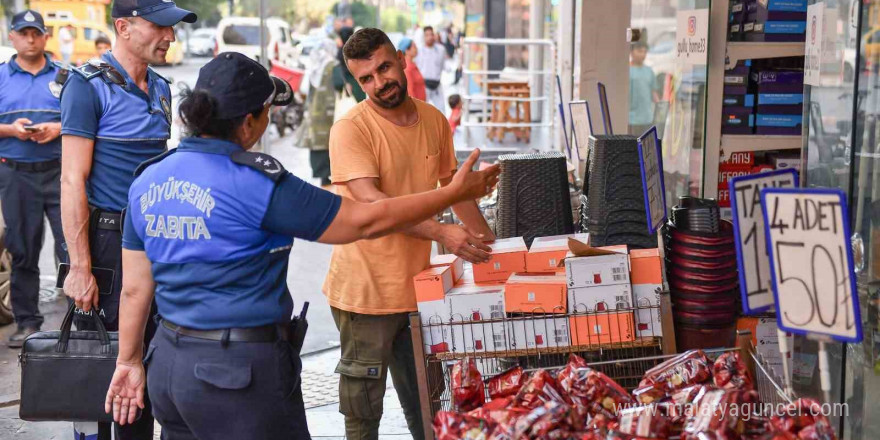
[722,61,755,135]
[745,0,807,42]
[717,150,802,217]
[753,69,804,135]
[728,1,747,42]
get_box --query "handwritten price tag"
[637,126,667,234]
[761,188,862,343]
[730,169,798,314]
[569,101,593,161]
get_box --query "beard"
[372,79,408,109]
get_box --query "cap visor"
[142,6,197,26]
[270,76,294,107]
[12,24,46,34]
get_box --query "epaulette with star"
[230,150,287,182]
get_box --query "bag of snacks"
[634,350,712,404]
[452,357,486,412]
[513,400,572,439]
[616,405,672,439]
[512,369,565,409]
[769,399,837,440]
[488,366,526,400]
[682,388,761,440]
[433,411,495,440]
[713,351,753,391]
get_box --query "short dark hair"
[342,27,393,62]
[423,26,434,33]
[448,94,461,109]
[95,35,111,47]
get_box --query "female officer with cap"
[102,52,499,439]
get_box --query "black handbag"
[19,304,118,422]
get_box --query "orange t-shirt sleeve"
[329,118,380,183]
[438,117,458,180]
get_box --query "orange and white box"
[630,248,663,337]
[430,254,465,282]
[569,312,636,345]
[446,284,507,353]
[413,266,454,304]
[525,233,589,273]
[568,283,633,313]
[473,237,527,283]
[414,266,455,354]
[504,273,567,314]
[506,315,571,350]
[564,252,630,290]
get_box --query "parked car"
[215,16,295,65]
[187,27,216,57]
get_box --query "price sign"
[730,169,798,314]
[569,101,593,161]
[761,188,862,343]
[637,126,666,234]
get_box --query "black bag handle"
[56,303,112,354]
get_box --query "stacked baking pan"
[663,197,739,350]
[583,135,656,249]
[495,151,574,247]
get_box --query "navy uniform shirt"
[0,54,62,162]
[60,52,172,212]
[122,137,341,329]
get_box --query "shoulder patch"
[70,63,103,81]
[230,150,287,182]
[134,149,176,177]
[148,67,171,84]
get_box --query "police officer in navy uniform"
[101,52,499,439]
[0,10,68,348]
[58,0,195,438]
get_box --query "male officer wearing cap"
[0,10,67,348]
[58,0,195,438]
[100,52,498,439]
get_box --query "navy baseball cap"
[111,0,197,27]
[11,10,47,34]
[195,52,293,119]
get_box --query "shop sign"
[637,126,666,235]
[675,9,709,65]
[805,2,825,86]
[761,188,862,343]
[730,169,798,314]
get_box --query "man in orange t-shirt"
[324,28,495,440]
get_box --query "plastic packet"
[452,357,486,412]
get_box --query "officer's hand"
[449,149,501,202]
[10,118,33,141]
[105,361,145,426]
[64,266,100,312]
[28,122,62,144]
[439,224,492,264]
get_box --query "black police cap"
[111,0,197,27]
[195,52,293,120]
[11,10,46,34]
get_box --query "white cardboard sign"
[805,2,825,86]
[729,170,798,314]
[761,188,862,343]
[675,9,709,65]
[569,101,593,161]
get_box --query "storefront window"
[631,0,710,209]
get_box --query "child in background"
[448,94,462,133]
[94,35,111,57]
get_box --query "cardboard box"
[718,166,753,186]
[568,283,634,313]
[717,186,731,208]
[506,315,571,350]
[473,237,527,283]
[505,273,567,314]
[564,252,630,290]
[526,233,589,273]
[570,312,636,345]
[430,254,465,282]
[723,94,755,108]
[413,266,454,303]
[630,248,664,338]
[446,284,508,353]
[769,153,801,171]
[755,114,802,135]
[737,317,793,378]
[721,151,755,166]
[417,299,454,354]
[752,70,805,93]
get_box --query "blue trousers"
[147,323,311,439]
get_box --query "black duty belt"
[92,209,123,232]
[162,320,288,343]
[0,158,60,172]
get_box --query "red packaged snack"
[488,366,526,400]
[513,400,571,439]
[452,357,486,412]
[584,370,637,419]
[756,430,798,440]
[713,351,753,391]
[659,384,711,426]
[682,388,761,440]
[769,399,837,440]
[616,405,671,439]
[433,411,495,440]
[512,369,565,410]
[634,350,712,404]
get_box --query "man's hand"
[29,122,62,144]
[447,149,500,202]
[439,223,493,263]
[10,118,33,141]
[105,360,145,425]
[64,266,99,312]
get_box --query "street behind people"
[59,0,196,438]
[304,37,340,187]
[326,28,497,440]
[103,51,500,440]
[415,25,448,112]
[0,9,66,348]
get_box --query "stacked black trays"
[663,197,739,350]
[583,135,655,249]
[495,151,574,247]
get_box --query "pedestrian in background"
[398,37,425,102]
[416,25,448,112]
[304,37,340,188]
[334,26,365,102]
[448,93,462,133]
[59,0,196,438]
[628,39,658,136]
[57,24,74,65]
[95,35,111,57]
[0,9,66,348]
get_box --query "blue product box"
[748,0,807,12]
[752,70,804,93]
[723,94,755,107]
[725,73,749,86]
[756,114,802,135]
[745,21,806,42]
[725,85,749,95]
[756,93,804,114]
[722,112,755,134]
